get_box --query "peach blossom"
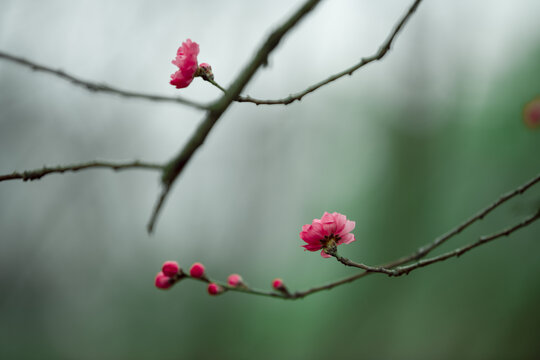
[300,212,356,258]
[170,39,199,89]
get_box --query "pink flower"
[227,274,243,287]
[161,261,180,277]
[207,283,223,295]
[189,262,205,278]
[155,271,172,290]
[272,278,284,290]
[170,39,199,89]
[300,212,356,258]
[524,97,540,129]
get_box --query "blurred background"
[1,0,539,358]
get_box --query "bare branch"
[164,173,540,300]
[293,209,540,299]
[1,0,422,110]
[391,209,540,276]
[0,160,163,182]
[234,0,423,106]
[385,172,540,268]
[146,0,324,233]
[0,51,207,110]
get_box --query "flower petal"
[339,220,355,236]
[332,212,347,233]
[320,250,332,258]
[338,233,355,245]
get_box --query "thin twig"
[0,51,207,110]
[385,172,540,268]
[146,0,324,233]
[390,209,540,276]
[1,0,421,109]
[182,274,286,299]
[0,160,163,182]
[292,209,540,298]
[233,0,423,106]
[172,174,540,300]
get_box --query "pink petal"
[339,220,355,235]
[338,233,355,245]
[332,212,347,233]
[320,250,332,258]
[310,221,327,238]
[320,212,337,234]
[303,243,322,251]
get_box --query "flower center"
[320,234,340,248]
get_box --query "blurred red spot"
[523,97,540,129]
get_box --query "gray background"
[1,0,539,358]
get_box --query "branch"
[0,51,207,110]
[384,172,540,268]
[0,160,163,182]
[293,209,540,298]
[2,0,421,110]
[146,0,324,233]
[163,173,540,300]
[172,208,540,300]
[232,0,423,106]
[389,209,540,276]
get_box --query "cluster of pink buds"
[154,261,182,290]
[154,260,293,297]
[155,212,354,297]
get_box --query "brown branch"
[179,208,540,300]
[168,173,540,300]
[2,0,421,109]
[0,51,207,110]
[292,209,540,299]
[178,273,286,299]
[146,0,324,233]
[384,172,540,268]
[0,160,164,182]
[232,0,423,106]
[390,209,540,276]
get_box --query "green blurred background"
[1,0,539,359]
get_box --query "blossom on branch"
[170,39,200,89]
[300,212,356,258]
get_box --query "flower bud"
[227,274,243,287]
[161,261,180,277]
[154,271,173,290]
[197,63,214,81]
[207,283,224,295]
[189,262,206,278]
[272,278,285,290]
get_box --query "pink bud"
[197,62,214,81]
[155,271,172,290]
[524,97,540,129]
[199,63,211,71]
[161,261,180,277]
[207,283,223,295]
[272,278,284,290]
[189,262,206,278]
[227,274,243,287]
